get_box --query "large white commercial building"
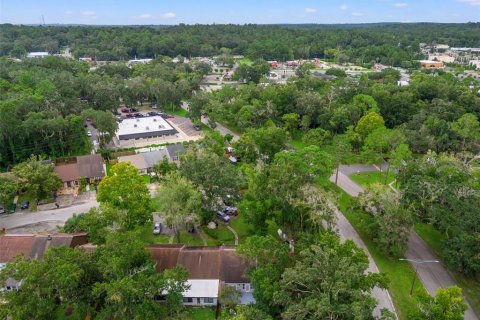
[115,116,177,141]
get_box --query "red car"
[121,108,131,113]
[165,114,175,119]
[223,207,238,216]
[125,113,134,118]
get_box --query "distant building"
[419,60,444,69]
[115,116,177,141]
[428,54,455,64]
[469,60,480,69]
[26,52,49,58]
[79,57,93,63]
[434,44,450,50]
[127,58,153,67]
[451,47,480,53]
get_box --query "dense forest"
[1,23,480,66]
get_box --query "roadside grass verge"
[350,171,395,187]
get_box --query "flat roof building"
[115,116,177,141]
[26,52,49,58]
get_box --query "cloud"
[135,13,152,19]
[393,2,408,7]
[304,8,317,13]
[161,12,176,19]
[340,4,348,11]
[351,12,364,16]
[64,10,73,15]
[82,10,95,16]
[458,0,480,5]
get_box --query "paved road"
[333,208,397,317]
[0,200,98,230]
[334,165,478,320]
[181,101,240,141]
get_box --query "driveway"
[334,165,478,320]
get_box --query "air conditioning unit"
[134,124,137,128]
[146,126,150,130]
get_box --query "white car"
[86,130,92,137]
[153,223,162,235]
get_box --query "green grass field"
[236,57,253,66]
[414,223,480,314]
[350,171,396,187]
[334,186,425,319]
[229,214,252,244]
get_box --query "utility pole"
[399,258,439,295]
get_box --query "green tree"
[0,174,18,207]
[237,235,292,316]
[355,111,386,139]
[155,172,202,243]
[451,113,480,151]
[414,286,467,320]
[274,233,388,320]
[151,157,178,182]
[97,162,152,229]
[180,152,244,214]
[12,156,62,204]
[302,127,332,147]
[281,113,299,134]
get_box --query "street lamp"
[399,258,439,295]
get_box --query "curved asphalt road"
[334,164,478,320]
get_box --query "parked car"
[147,112,158,116]
[223,206,238,216]
[121,108,130,113]
[86,131,92,137]
[153,223,162,235]
[193,125,201,131]
[0,207,5,214]
[150,103,158,109]
[131,108,139,112]
[216,210,230,222]
[164,114,175,119]
[126,113,134,118]
[134,113,144,118]
[7,203,16,214]
[20,201,30,210]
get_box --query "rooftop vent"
[146,126,150,130]
[134,124,137,128]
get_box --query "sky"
[0,0,479,25]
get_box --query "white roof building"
[115,116,177,141]
[183,280,219,298]
[27,52,49,58]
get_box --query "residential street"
[333,165,479,320]
[333,208,397,317]
[181,101,240,141]
[0,200,98,231]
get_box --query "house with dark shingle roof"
[0,233,88,291]
[147,244,254,306]
[54,154,105,194]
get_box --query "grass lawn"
[414,223,480,314]
[229,214,252,244]
[185,307,216,320]
[179,231,206,246]
[350,171,396,187]
[203,224,235,246]
[334,185,425,319]
[137,225,171,245]
[237,57,253,66]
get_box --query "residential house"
[54,154,105,194]
[118,154,150,174]
[166,144,186,162]
[26,52,49,58]
[419,60,444,69]
[118,148,172,174]
[0,233,88,291]
[148,245,254,306]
